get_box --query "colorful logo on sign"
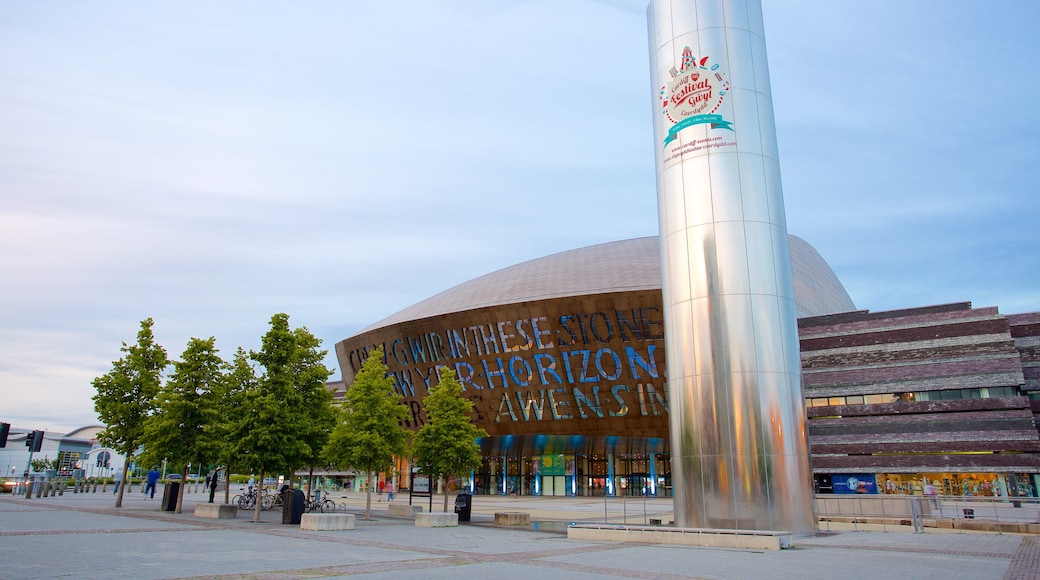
[659,46,733,147]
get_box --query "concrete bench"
[567,524,792,551]
[388,503,423,517]
[193,504,237,519]
[494,511,531,526]
[415,512,458,527]
[300,513,355,531]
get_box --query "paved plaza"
[1,486,1037,579]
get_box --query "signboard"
[832,474,878,495]
[409,468,433,512]
[412,473,431,494]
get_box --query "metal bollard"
[25,476,34,499]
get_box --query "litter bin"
[161,482,180,512]
[282,488,306,524]
[454,492,472,522]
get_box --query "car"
[166,474,181,480]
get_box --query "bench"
[415,512,458,527]
[300,513,355,531]
[494,511,531,526]
[193,504,237,519]
[388,503,423,517]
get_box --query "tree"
[412,366,488,513]
[139,337,224,513]
[92,318,169,508]
[324,347,410,520]
[206,347,257,505]
[230,313,334,523]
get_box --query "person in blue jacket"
[145,467,161,499]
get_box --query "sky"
[2,0,1038,434]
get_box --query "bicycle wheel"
[320,499,336,513]
[261,494,274,511]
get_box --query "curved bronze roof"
[360,235,855,334]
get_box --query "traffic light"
[0,422,9,448]
[24,430,43,452]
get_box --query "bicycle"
[263,488,286,511]
[305,490,336,513]
[233,486,258,510]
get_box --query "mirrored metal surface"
[649,0,815,534]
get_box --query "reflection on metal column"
[647,0,815,533]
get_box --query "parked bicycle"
[304,489,336,513]
[233,486,259,510]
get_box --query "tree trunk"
[364,470,374,520]
[175,466,188,513]
[253,468,264,523]
[306,466,314,499]
[223,465,231,505]
[114,461,129,508]
[441,476,449,513]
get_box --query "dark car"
[166,474,181,480]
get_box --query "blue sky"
[2,0,1038,433]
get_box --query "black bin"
[161,482,180,511]
[282,488,306,524]
[454,492,472,522]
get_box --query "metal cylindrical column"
[647,0,815,533]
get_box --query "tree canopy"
[205,347,257,504]
[92,318,169,507]
[411,366,488,512]
[230,313,334,522]
[139,336,224,512]
[324,346,409,519]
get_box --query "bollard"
[35,479,44,498]
[93,478,99,493]
[25,476,34,499]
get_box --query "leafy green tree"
[92,318,169,507]
[324,347,409,520]
[230,313,334,522]
[206,347,257,505]
[412,366,488,512]
[139,337,225,512]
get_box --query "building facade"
[334,237,1040,498]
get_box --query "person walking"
[386,483,395,502]
[145,467,160,499]
[113,470,122,494]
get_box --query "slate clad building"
[802,305,1040,497]
[335,237,1040,498]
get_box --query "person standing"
[208,468,220,503]
[145,467,160,499]
[386,482,395,502]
